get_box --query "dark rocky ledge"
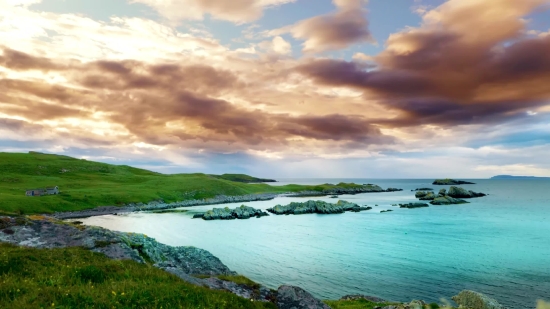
[266,200,372,215]
[195,205,269,220]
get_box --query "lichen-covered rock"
[277,285,330,309]
[267,200,372,216]
[447,186,487,198]
[438,189,446,197]
[430,196,469,205]
[415,191,429,198]
[399,203,429,209]
[201,205,268,220]
[452,290,505,309]
[419,192,436,200]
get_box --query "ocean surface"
[79,179,550,308]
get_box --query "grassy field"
[0,243,276,309]
[0,152,365,215]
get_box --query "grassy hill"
[0,152,362,215]
[0,243,276,309]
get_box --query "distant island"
[432,178,476,185]
[491,175,550,179]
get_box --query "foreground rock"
[399,203,429,209]
[433,179,476,185]
[277,285,330,309]
[452,290,506,309]
[0,216,234,276]
[199,205,269,220]
[447,186,487,198]
[430,196,469,205]
[267,200,371,215]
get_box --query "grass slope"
[0,152,364,215]
[0,243,275,309]
[212,174,276,183]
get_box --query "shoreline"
[52,186,398,220]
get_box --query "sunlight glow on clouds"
[0,0,550,176]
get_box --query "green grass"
[211,174,276,183]
[0,152,366,215]
[0,243,276,309]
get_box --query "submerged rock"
[266,200,372,216]
[277,285,330,309]
[430,196,469,205]
[433,179,475,185]
[412,188,433,191]
[386,188,403,192]
[380,210,393,213]
[452,290,505,309]
[399,203,429,209]
[201,205,269,220]
[447,186,486,198]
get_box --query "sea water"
[79,179,550,308]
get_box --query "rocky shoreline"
[0,216,513,309]
[52,184,402,220]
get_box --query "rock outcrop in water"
[266,200,371,215]
[433,179,476,185]
[447,186,486,198]
[399,203,429,209]
[199,205,269,220]
[452,290,506,309]
[412,188,433,191]
[430,196,469,205]
[415,191,436,200]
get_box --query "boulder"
[452,290,505,309]
[415,191,429,198]
[202,205,269,220]
[418,192,436,200]
[277,285,330,309]
[399,203,429,209]
[438,189,446,197]
[447,186,486,198]
[430,196,469,205]
[380,210,393,213]
[267,200,371,216]
[386,188,403,192]
[412,188,433,191]
[192,214,204,219]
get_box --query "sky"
[1,0,550,178]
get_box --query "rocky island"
[267,200,372,215]
[193,205,269,220]
[433,179,476,185]
[414,186,486,205]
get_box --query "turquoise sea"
[79,179,550,308]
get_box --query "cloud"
[258,36,292,55]
[274,0,373,53]
[130,0,295,24]
[297,0,550,127]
